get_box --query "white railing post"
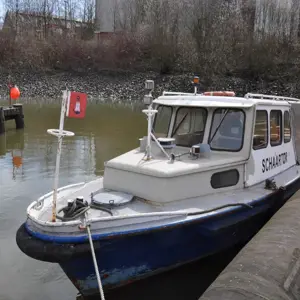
[47,90,75,222]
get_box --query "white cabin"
[103,91,298,204]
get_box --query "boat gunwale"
[24,185,292,243]
[24,200,258,243]
[26,187,260,230]
[16,174,300,266]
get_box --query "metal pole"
[51,90,68,222]
[194,85,197,95]
[86,223,105,300]
[146,106,152,160]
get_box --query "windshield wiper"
[172,112,189,136]
[209,109,229,144]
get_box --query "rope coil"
[56,198,113,221]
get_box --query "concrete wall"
[95,0,126,32]
[199,190,300,300]
[95,0,115,32]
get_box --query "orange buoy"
[203,91,236,97]
[10,86,20,100]
[13,156,23,168]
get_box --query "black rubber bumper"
[16,223,92,263]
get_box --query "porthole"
[211,169,240,189]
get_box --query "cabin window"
[172,107,207,147]
[284,111,291,143]
[211,169,240,189]
[209,108,245,152]
[253,110,268,150]
[270,110,282,146]
[153,105,172,138]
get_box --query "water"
[1,102,300,300]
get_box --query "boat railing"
[245,93,300,103]
[162,91,196,96]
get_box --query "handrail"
[160,92,300,103]
[245,93,300,103]
[162,91,196,96]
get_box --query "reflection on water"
[0,130,25,180]
[0,103,146,300]
[0,102,299,300]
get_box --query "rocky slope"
[0,69,299,103]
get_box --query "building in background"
[94,0,300,41]
[95,0,115,32]
[2,11,90,40]
[94,0,125,40]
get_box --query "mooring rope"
[85,217,106,300]
[56,199,113,221]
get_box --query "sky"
[0,0,4,21]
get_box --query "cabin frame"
[103,92,299,203]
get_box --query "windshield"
[209,108,245,151]
[153,105,172,138]
[172,107,207,147]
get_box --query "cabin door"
[291,103,300,162]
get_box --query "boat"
[16,79,300,298]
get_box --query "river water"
[0,102,300,300]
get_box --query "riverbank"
[0,69,300,103]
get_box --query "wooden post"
[9,92,12,107]
[0,107,5,135]
[8,84,12,107]
[13,104,24,129]
[0,133,6,155]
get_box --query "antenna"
[143,80,154,106]
[142,80,156,160]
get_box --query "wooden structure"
[0,104,24,135]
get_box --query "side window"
[253,110,268,150]
[284,111,291,143]
[270,110,282,147]
[211,169,240,189]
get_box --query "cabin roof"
[153,95,292,108]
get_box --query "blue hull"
[60,183,299,297]
[60,214,261,296]
[16,177,300,297]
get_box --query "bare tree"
[80,0,95,39]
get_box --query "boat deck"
[36,165,300,223]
